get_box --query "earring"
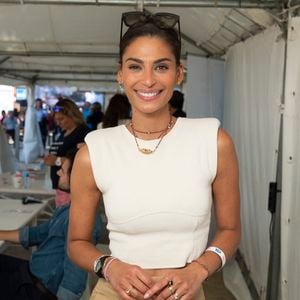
[118,83,124,93]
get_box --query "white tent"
[0,1,299,299]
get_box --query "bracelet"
[103,257,118,281]
[192,260,209,280]
[205,246,226,270]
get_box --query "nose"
[142,68,156,87]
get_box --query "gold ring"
[125,287,132,295]
[168,285,175,295]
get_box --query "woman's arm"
[67,144,104,272]
[194,127,241,274]
[0,230,20,243]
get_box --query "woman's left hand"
[144,262,207,300]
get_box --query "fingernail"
[144,293,150,299]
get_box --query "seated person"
[0,150,103,300]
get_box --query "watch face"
[94,259,101,273]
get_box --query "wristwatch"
[55,157,62,166]
[93,255,111,278]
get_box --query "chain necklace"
[130,117,173,155]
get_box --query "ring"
[173,292,180,300]
[168,285,175,295]
[168,280,174,287]
[125,287,132,295]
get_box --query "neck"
[129,110,174,141]
[131,110,171,132]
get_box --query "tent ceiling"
[0,0,286,88]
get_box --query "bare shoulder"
[216,128,239,176]
[217,128,235,151]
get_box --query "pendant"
[139,148,153,155]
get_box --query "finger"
[144,277,170,299]
[136,271,154,289]
[129,286,146,300]
[120,286,136,300]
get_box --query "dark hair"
[53,98,85,126]
[119,21,181,66]
[169,90,184,110]
[102,94,131,128]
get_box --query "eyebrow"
[125,58,173,64]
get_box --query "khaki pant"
[90,278,205,300]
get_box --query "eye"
[128,64,141,71]
[155,64,169,72]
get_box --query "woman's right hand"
[107,259,154,300]
[44,154,56,166]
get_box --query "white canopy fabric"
[22,86,44,164]
[223,25,284,298]
[281,16,300,300]
[0,4,275,89]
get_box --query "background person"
[44,97,90,207]
[35,98,48,146]
[0,150,103,300]
[2,110,17,142]
[169,90,187,118]
[97,93,131,129]
[87,102,104,130]
[68,11,240,300]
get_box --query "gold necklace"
[130,117,173,155]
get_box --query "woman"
[68,11,240,300]
[97,93,131,129]
[44,97,90,207]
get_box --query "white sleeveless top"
[85,117,220,268]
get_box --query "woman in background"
[44,98,90,207]
[98,93,131,129]
[69,11,240,300]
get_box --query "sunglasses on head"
[120,11,181,43]
[52,105,65,113]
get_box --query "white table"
[0,198,49,252]
[0,172,55,196]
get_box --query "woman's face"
[54,112,76,131]
[117,36,183,117]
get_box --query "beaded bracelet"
[103,257,118,281]
[205,246,226,270]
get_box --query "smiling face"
[117,36,183,117]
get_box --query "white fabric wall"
[223,25,285,298]
[22,86,44,163]
[281,17,300,300]
[185,54,224,121]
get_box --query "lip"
[135,90,162,101]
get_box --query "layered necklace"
[130,116,174,155]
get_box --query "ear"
[117,64,123,85]
[176,63,184,85]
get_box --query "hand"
[44,154,56,166]
[107,259,154,300]
[144,263,207,300]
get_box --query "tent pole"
[0,0,281,9]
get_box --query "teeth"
[138,91,158,98]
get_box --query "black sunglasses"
[120,11,181,43]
